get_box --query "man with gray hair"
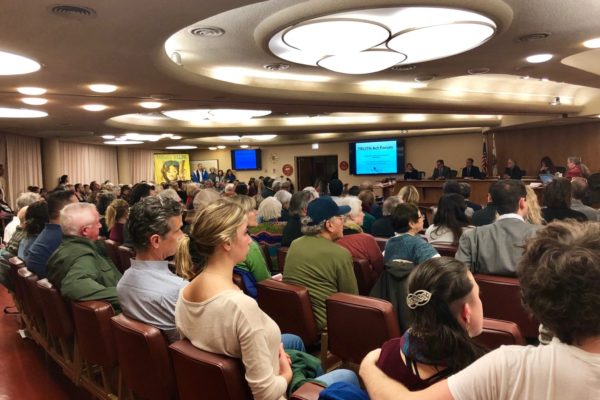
[570,177,599,221]
[370,196,401,238]
[3,191,40,243]
[283,196,358,332]
[47,202,122,311]
[117,196,186,342]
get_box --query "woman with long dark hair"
[425,194,471,244]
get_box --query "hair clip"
[406,290,432,309]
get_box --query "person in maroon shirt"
[106,199,129,243]
[376,257,486,390]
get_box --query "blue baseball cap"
[306,196,351,226]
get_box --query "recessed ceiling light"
[240,145,249,148]
[104,140,143,145]
[403,114,426,122]
[208,109,271,123]
[17,87,46,95]
[208,146,217,150]
[0,50,41,75]
[166,145,198,150]
[82,104,107,111]
[140,101,163,109]
[526,53,553,63]
[21,98,47,105]
[217,145,226,149]
[312,143,319,149]
[101,135,115,139]
[125,133,163,142]
[245,135,277,141]
[162,109,210,122]
[0,107,48,118]
[583,37,600,48]
[170,135,182,140]
[89,84,117,93]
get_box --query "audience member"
[281,191,312,247]
[117,197,186,343]
[96,191,116,237]
[430,160,451,180]
[283,196,358,332]
[252,196,285,268]
[129,182,155,205]
[360,220,600,400]
[328,179,344,201]
[404,163,420,180]
[224,169,236,182]
[25,190,77,278]
[222,183,236,197]
[3,191,40,244]
[192,188,220,211]
[247,177,257,197]
[502,158,523,179]
[5,206,29,256]
[348,185,361,196]
[302,186,319,200]
[455,180,541,276]
[461,158,481,179]
[570,177,598,221]
[471,186,497,227]
[274,189,292,221]
[459,182,482,213]
[371,196,401,238]
[384,204,439,265]
[106,199,129,243]
[261,176,275,198]
[47,203,122,311]
[158,188,182,203]
[18,201,49,259]
[398,185,419,205]
[358,190,376,233]
[524,186,545,225]
[542,178,587,222]
[425,194,471,244]
[235,182,248,196]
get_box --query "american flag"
[481,136,488,177]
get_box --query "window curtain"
[130,149,154,183]
[5,134,43,208]
[59,141,118,185]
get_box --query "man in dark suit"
[430,159,451,180]
[461,158,481,179]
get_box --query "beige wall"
[188,132,483,187]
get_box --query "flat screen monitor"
[349,139,405,175]
[231,149,262,171]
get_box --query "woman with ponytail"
[105,199,129,243]
[376,257,486,390]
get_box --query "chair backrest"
[326,292,400,365]
[169,339,251,400]
[7,257,25,306]
[475,318,526,350]
[71,301,117,368]
[36,279,74,339]
[104,239,123,272]
[474,273,539,338]
[256,279,319,346]
[352,258,376,296]
[373,237,387,252]
[110,313,175,400]
[432,242,458,257]
[117,245,135,272]
[277,247,288,271]
[449,170,458,178]
[18,268,45,328]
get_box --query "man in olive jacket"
[47,202,122,311]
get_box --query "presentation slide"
[234,150,258,169]
[355,140,397,174]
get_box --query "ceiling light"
[526,53,553,63]
[583,37,600,48]
[219,136,242,141]
[170,135,182,140]
[166,145,198,150]
[240,145,249,148]
[0,107,48,118]
[101,135,115,139]
[82,104,107,111]
[208,109,271,123]
[160,133,174,138]
[162,109,210,122]
[124,133,164,142]
[244,135,277,141]
[104,140,143,145]
[403,114,426,122]
[17,87,46,95]
[312,143,319,150]
[89,84,117,93]
[318,50,406,74]
[208,146,217,150]
[0,50,41,75]
[140,101,163,109]
[21,98,47,105]
[217,145,226,149]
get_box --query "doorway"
[296,155,338,194]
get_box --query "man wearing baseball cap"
[283,196,358,333]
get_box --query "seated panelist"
[461,158,481,179]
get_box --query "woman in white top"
[425,194,472,245]
[360,220,600,400]
[175,199,358,400]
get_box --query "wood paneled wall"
[492,121,600,176]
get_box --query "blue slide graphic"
[355,140,397,174]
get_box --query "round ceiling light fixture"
[583,37,600,48]
[526,53,553,63]
[0,107,48,118]
[162,108,271,123]
[269,7,496,74]
[17,87,46,95]
[0,50,41,75]
[89,84,117,93]
[22,97,48,105]
[166,145,198,150]
[140,101,163,109]
[82,104,107,111]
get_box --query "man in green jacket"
[47,202,122,312]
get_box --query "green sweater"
[236,240,271,282]
[283,235,358,332]
[47,236,123,311]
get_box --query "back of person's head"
[568,156,581,166]
[274,189,292,206]
[570,177,588,200]
[47,190,76,220]
[525,186,544,225]
[186,182,200,197]
[382,196,401,216]
[541,156,555,169]
[130,183,153,205]
[391,203,419,233]
[177,200,246,280]
[328,179,344,196]
[192,188,221,211]
[337,195,362,219]
[59,174,68,184]
[459,182,472,199]
[543,178,571,209]
[281,180,291,192]
[105,199,129,232]
[224,183,235,194]
[289,191,313,217]
[226,194,256,213]
[360,180,374,191]
[302,186,319,200]
[347,186,360,196]
[398,185,419,205]
[25,201,49,236]
[442,180,461,195]
[518,221,600,344]
[96,190,116,215]
[433,194,469,242]
[258,196,282,221]
[407,257,486,372]
[60,202,97,237]
[158,188,182,203]
[262,176,272,189]
[271,179,282,193]
[127,196,182,251]
[489,179,526,215]
[358,189,374,207]
[235,183,248,195]
[16,191,41,210]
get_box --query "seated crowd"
[1,167,599,400]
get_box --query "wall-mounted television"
[349,139,405,175]
[231,149,262,171]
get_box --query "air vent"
[51,5,96,17]
[415,74,437,83]
[518,32,551,42]
[189,27,225,37]
[390,65,416,71]
[263,63,290,71]
[468,67,491,75]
